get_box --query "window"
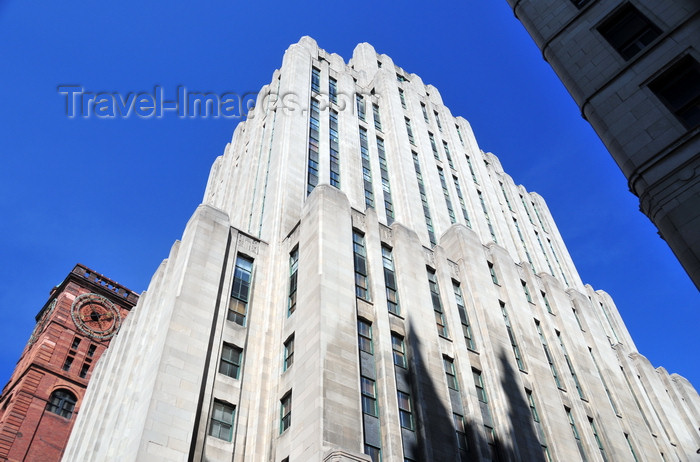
[598,3,661,60]
[455,124,464,146]
[625,433,639,462]
[79,363,89,379]
[283,335,294,371]
[376,137,395,225]
[219,343,243,379]
[434,111,442,131]
[288,247,298,316]
[547,238,569,286]
[649,55,700,129]
[535,231,555,276]
[520,195,535,224]
[501,302,525,371]
[311,67,321,93]
[541,291,552,314]
[280,392,292,433]
[361,376,378,417]
[488,262,499,285]
[598,301,620,344]
[71,337,81,350]
[46,389,77,419]
[87,344,96,357]
[399,88,406,109]
[229,255,253,326]
[209,400,235,441]
[466,155,478,184]
[514,219,535,273]
[373,104,382,131]
[499,182,512,211]
[356,93,366,121]
[589,347,619,415]
[438,167,456,224]
[413,151,436,245]
[442,141,454,169]
[443,357,459,390]
[472,368,497,458]
[405,117,415,145]
[359,127,374,208]
[556,331,585,399]
[382,246,399,315]
[429,132,439,160]
[526,389,552,462]
[453,413,468,452]
[396,73,408,82]
[452,175,471,227]
[535,320,563,389]
[62,356,73,372]
[421,102,429,122]
[329,109,340,188]
[453,282,475,350]
[521,280,532,303]
[589,417,608,462]
[477,190,496,242]
[427,268,449,338]
[571,0,592,8]
[397,391,414,430]
[307,98,320,195]
[364,444,381,462]
[391,333,406,368]
[358,319,373,354]
[566,407,587,461]
[353,231,371,301]
[329,77,338,104]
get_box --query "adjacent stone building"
[0,264,137,461]
[63,38,699,461]
[506,0,700,289]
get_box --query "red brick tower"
[0,264,138,462]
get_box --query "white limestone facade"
[63,37,699,462]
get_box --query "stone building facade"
[0,264,137,461]
[506,0,700,289]
[63,38,698,461]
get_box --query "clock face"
[70,293,122,340]
[28,298,57,345]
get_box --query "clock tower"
[0,264,138,462]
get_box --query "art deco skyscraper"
[63,38,699,462]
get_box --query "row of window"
[220,248,630,459]
[594,3,699,128]
[233,241,574,394]
[315,67,400,225]
[220,240,637,459]
[209,392,293,443]
[314,65,568,262]
[211,249,293,443]
[399,84,476,245]
[354,229,483,355]
[356,308,631,462]
[62,337,97,379]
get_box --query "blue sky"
[0,1,697,389]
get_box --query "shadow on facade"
[405,320,454,461]
[404,320,545,462]
[498,349,546,462]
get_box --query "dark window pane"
[598,4,661,60]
